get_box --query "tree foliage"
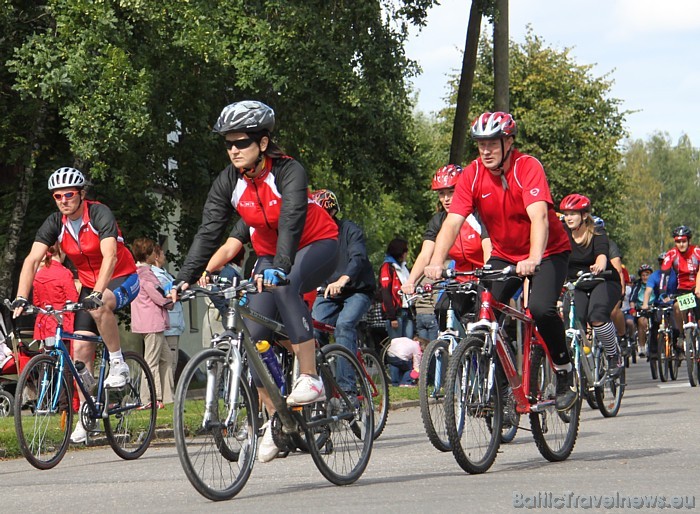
[620,133,700,268]
[1,0,439,294]
[437,29,628,245]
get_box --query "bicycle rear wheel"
[529,346,580,462]
[444,336,502,474]
[104,351,157,459]
[593,351,623,418]
[359,348,389,440]
[14,354,73,470]
[418,339,451,451]
[306,344,373,485]
[174,348,257,501]
[685,329,699,387]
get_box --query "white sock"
[109,351,123,362]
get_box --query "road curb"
[390,400,419,410]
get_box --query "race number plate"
[677,292,697,311]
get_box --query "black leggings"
[487,253,571,366]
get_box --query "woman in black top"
[559,194,622,376]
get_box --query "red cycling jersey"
[449,148,570,262]
[662,245,700,290]
[34,200,137,288]
[32,261,79,339]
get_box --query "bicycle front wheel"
[529,346,580,462]
[444,336,502,474]
[307,344,373,486]
[418,339,451,451]
[593,351,623,418]
[360,348,389,440]
[104,351,157,459]
[14,354,73,470]
[685,329,699,387]
[174,348,257,501]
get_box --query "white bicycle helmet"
[470,111,518,140]
[48,167,86,191]
[213,100,275,135]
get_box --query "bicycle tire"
[0,389,13,417]
[418,339,451,452]
[14,353,73,470]
[686,329,699,387]
[104,351,157,460]
[306,344,373,485]
[529,346,580,462]
[444,336,502,474]
[657,333,669,382]
[359,348,390,440]
[593,351,623,418]
[174,348,257,501]
[378,336,391,373]
[668,344,679,381]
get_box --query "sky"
[405,0,700,145]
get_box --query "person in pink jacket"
[131,238,174,407]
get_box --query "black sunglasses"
[224,138,256,151]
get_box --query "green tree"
[438,30,628,245]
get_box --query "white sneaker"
[257,421,279,463]
[104,359,130,388]
[286,374,326,406]
[70,419,87,444]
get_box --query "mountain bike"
[443,266,581,474]
[562,272,623,418]
[312,318,389,440]
[4,299,156,470]
[677,292,699,387]
[173,278,373,501]
[655,303,678,382]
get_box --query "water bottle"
[75,360,96,390]
[256,341,285,394]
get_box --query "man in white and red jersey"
[12,167,140,443]
[424,111,576,411]
[661,225,700,338]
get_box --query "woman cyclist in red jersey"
[12,167,140,443]
[560,194,623,378]
[174,100,339,463]
[402,164,491,328]
[424,111,576,411]
[661,226,700,341]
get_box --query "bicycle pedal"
[291,406,303,412]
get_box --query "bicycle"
[637,308,659,380]
[443,266,581,474]
[312,318,390,440]
[654,302,678,382]
[562,272,624,418]
[677,292,700,387]
[173,277,373,501]
[4,299,157,470]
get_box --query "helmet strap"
[494,139,514,184]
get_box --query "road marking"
[657,382,690,388]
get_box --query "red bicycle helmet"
[470,112,518,139]
[431,164,463,190]
[559,194,591,212]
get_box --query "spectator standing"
[379,238,414,340]
[131,237,174,407]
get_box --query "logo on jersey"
[530,188,540,196]
[268,199,278,207]
[239,201,256,208]
[481,193,492,198]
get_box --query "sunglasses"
[675,237,689,243]
[224,138,256,151]
[52,191,80,201]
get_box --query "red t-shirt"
[32,261,79,339]
[450,149,570,262]
[662,245,700,290]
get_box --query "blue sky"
[405,0,700,145]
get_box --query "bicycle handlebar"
[443,265,521,280]
[3,298,89,317]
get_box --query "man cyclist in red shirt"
[12,167,140,443]
[424,111,575,411]
[661,226,700,345]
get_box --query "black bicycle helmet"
[672,225,692,239]
[48,167,86,191]
[638,264,653,276]
[213,100,275,135]
[658,252,666,263]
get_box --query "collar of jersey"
[240,156,272,182]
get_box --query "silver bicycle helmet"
[213,100,275,135]
[470,111,518,140]
[48,167,86,191]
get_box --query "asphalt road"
[2,359,698,513]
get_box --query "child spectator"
[386,336,427,386]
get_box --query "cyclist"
[630,264,653,357]
[173,100,339,462]
[310,189,376,388]
[660,226,700,347]
[424,111,576,411]
[401,164,491,330]
[641,253,678,359]
[560,194,623,377]
[11,167,140,443]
